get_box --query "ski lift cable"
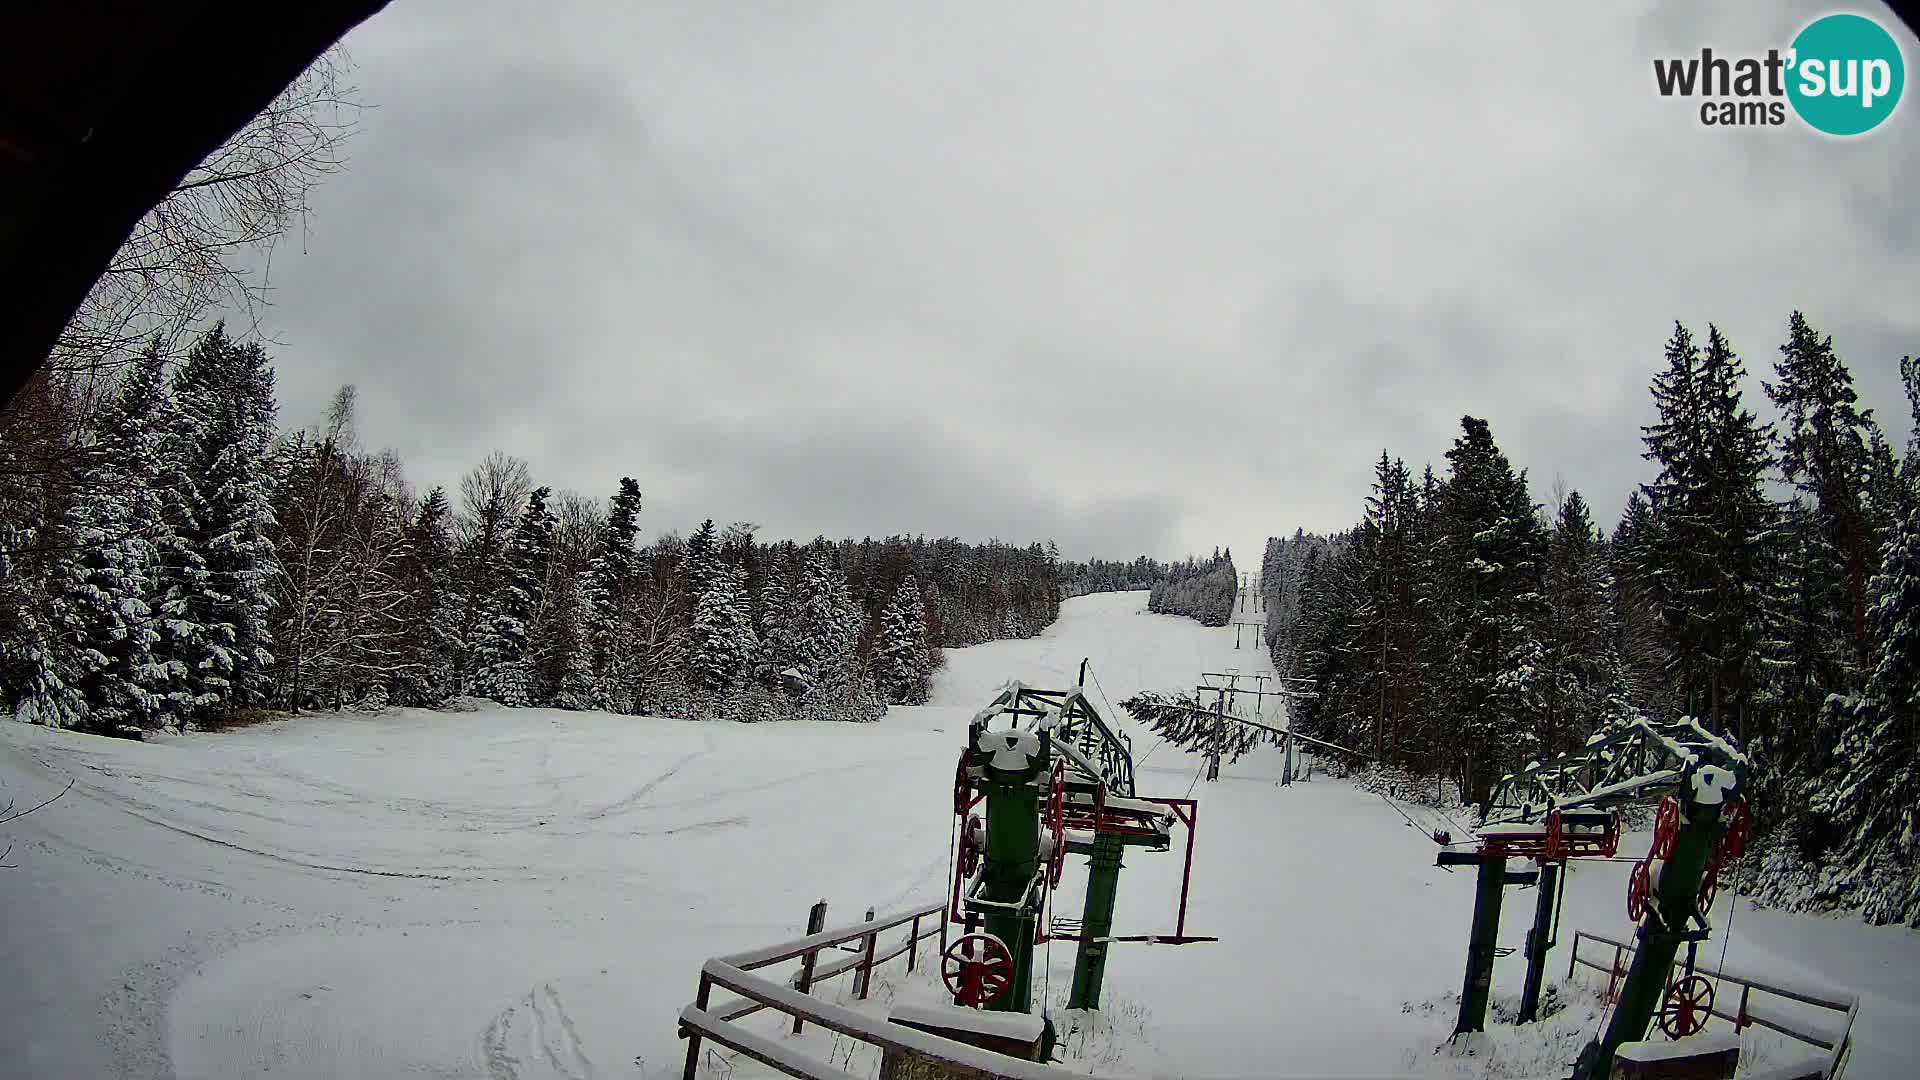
[1713,879,1741,1012]
[1379,792,1449,847]
[1184,756,1208,799]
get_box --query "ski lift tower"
[946,661,1212,1031]
[1436,720,1750,1078]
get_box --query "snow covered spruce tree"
[1768,312,1883,669]
[471,486,554,706]
[1538,490,1633,762]
[1798,502,1920,925]
[1435,416,1549,805]
[777,546,885,721]
[449,451,531,698]
[1636,323,1778,743]
[172,324,280,721]
[582,477,643,711]
[871,575,937,704]
[755,544,800,688]
[686,551,757,696]
[1764,313,1886,800]
[391,486,459,705]
[55,351,175,734]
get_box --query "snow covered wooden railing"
[678,901,1128,1080]
[1568,930,1857,1079]
[684,900,945,1039]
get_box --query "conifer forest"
[0,324,1167,733]
[1259,315,1920,926]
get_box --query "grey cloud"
[243,1,1919,564]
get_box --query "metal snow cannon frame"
[1436,717,1750,1074]
[949,667,1212,1028]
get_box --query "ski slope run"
[1,591,1914,1078]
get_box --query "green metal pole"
[1453,847,1509,1037]
[1573,790,1728,1079]
[977,731,1045,1013]
[1517,861,1560,1024]
[1067,831,1125,1009]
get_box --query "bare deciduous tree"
[41,49,359,409]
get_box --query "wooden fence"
[1567,929,1858,1080]
[678,898,1131,1080]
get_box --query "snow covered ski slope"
[1,592,1914,1078]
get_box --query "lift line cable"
[1712,878,1742,1013]
[1090,664,1174,769]
[1380,792,1451,847]
[1184,756,1209,799]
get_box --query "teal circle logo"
[1787,13,1905,135]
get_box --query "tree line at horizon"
[1146,549,1238,626]
[1259,312,1919,926]
[0,324,1200,736]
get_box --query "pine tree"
[393,486,457,704]
[1612,493,1676,720]
[1640,324,1776,739]
[585,477,643,710]
[1805,503,1920,925]
[687,558,755,692]
[173,324,280,717]
[473,486,554,705]
[757,549,799,686]
[1767,312,1880,668]
[872,575,934,704]
[685,519,720,599]
[1438,416,1549,805]
[57,464,156,734]
[450,451,531,697]
[1539,490,1626,759]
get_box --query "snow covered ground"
[2,591,1914,1078]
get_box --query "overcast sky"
[250,1,1918,565]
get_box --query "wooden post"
[859,906,879,1000]
[907,914,921,973]
[792,899,828,1035]
[682,972,712,1080]
[1736,984,1750,1031]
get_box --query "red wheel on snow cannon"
[959,813,983,878]
[942,932,1014,1007]
[1721,797,1750,861]
[1544,809,1564,861]
[1698,853,1721,912]
[1603,810,1622,858]
[1651,795,1681,860]
[1627,858,1652,923]
[1657,974,1715,1039]
[1046,763,1068,887]
[954,750,973,817]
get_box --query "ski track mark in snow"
[483,983,595,1080]
[115,804,459,880]
[584,749,706,821]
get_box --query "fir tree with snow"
[584,477,643,711]
[686,559,756,693]
[472,486,554,705]
[1802,502,1920,926]
[173,324,280,718]
[871,575,935,704]
[391,487,458,705]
